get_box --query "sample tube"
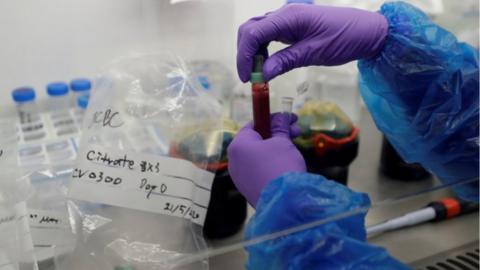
[11,86,40,124]
[77,94,89,111]
[46,82,70,117]
[281,96,294,120]
[251,55,271,139]
[70,78,91,105]
[75,94,90,125]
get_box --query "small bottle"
[77,94,89,110]
[46,82,70,118]
[11,87,40,124]
[75,94,89,125]
[380,136,431,181]
[70,78,91,106]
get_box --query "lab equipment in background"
[380,136,431,181]
[46,82,78,137]
[76,93,89,110]
[12,87,41,124]
[434,0,478,47]
[0,119,38,270]
[367,197,479,236]
[230,83,252,127]
[12,87,46,142]
[251,55,271,139]
[263,0,312,112]
[75,94,89,128]
[170,119,247,239]
[305,63,361,123]
[11,81,88,268]
[189,60,235,106]
[69,78,91,107]
[15,90,80,168]
[27,167,76,268]
[281,97,294,123]
[294,100,359,184]
[12,78,89,146]
[46,82,70,115]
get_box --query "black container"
[297,137,358,185]
[203,168,247,239]
[380,136,431,180]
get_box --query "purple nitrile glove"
[228,113,306,207]
[237,4,388,82]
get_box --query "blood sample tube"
[251,55,271,139]
[281,96,294,123]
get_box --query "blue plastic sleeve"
[245,172,410,270]
[358,2,479,201]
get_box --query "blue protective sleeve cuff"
[245,172,410,270]
[358,2,479,201]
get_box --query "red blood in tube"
[252,82,271,139]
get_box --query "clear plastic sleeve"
[0,119,38,270]
[62,52,223,270]
[25,165,76,268]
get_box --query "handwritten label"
[29,209,65,228]
[0,214,15,226]
[164,202,200,220]
[28,209,69,246]
[89,109,124,129]
[0,202,34,256]
[68,146,214,225]
[0,203,26,229]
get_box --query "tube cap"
[77,94,90,109]
[250,55,265,83]
[47,82,69,96]
[12,87,36,103]
[197,76,211,90]
[70,78,91,92]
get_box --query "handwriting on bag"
[68,146,214,225]
[89,108,124,128]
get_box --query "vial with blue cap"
[47,82,71,118]
[75,94,89,125]
[70,78,91,106]
[11,86,41,124]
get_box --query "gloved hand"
[228,113,306,207]
[237,4,388,82]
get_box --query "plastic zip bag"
[24,165,76,269]
[0,119,38,270]
[62,53,223,270]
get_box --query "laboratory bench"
[208,108,479,269]
[37,108,478,270]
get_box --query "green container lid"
[250,55,266,83]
